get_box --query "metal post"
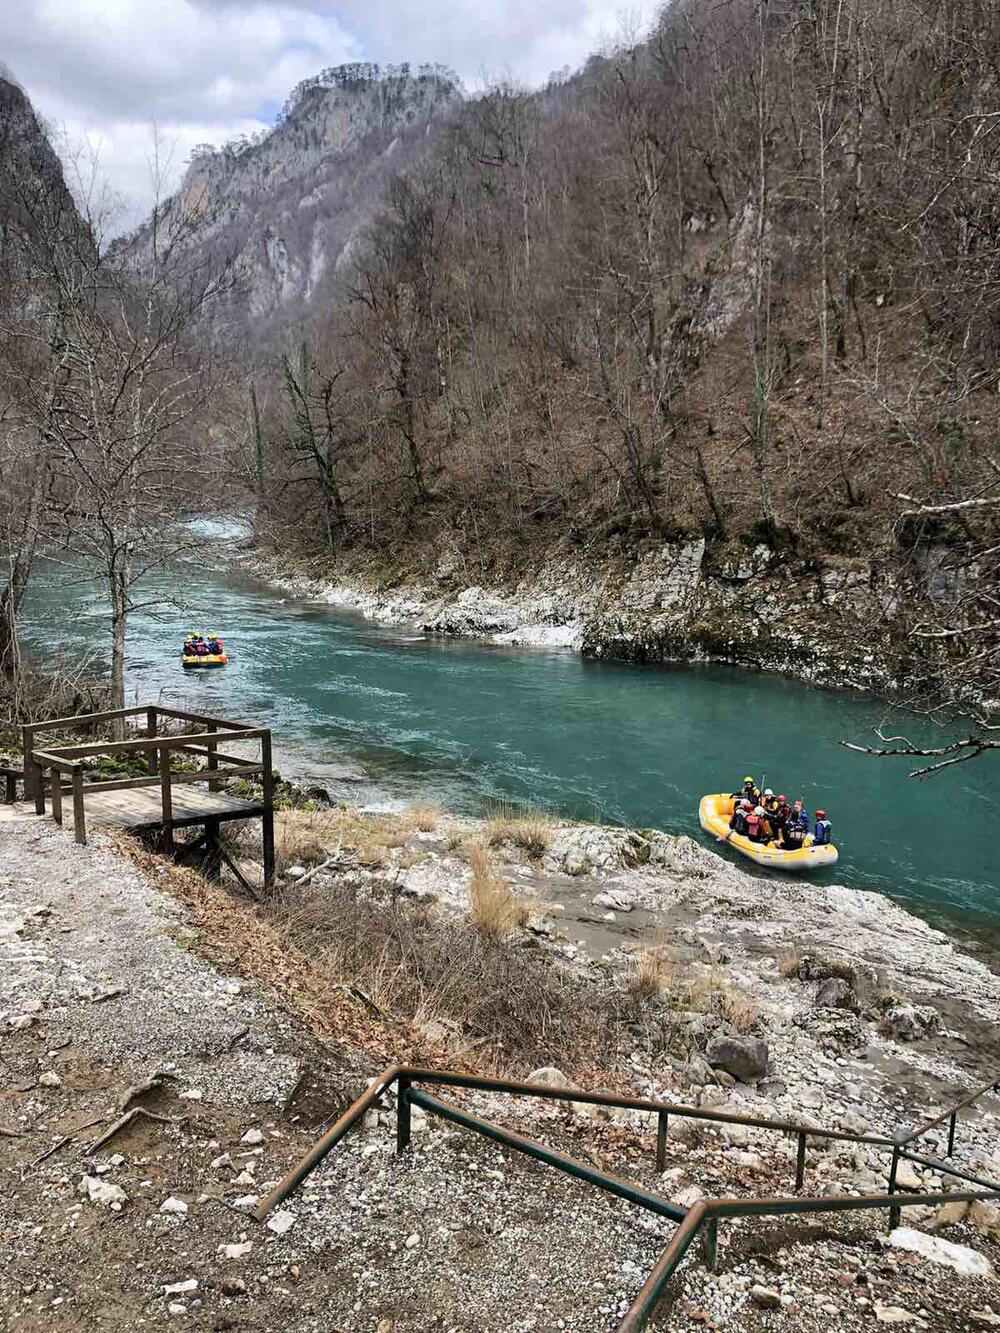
[947,1112,957,1158]
[701,1216,719,1273]
[260,730,275,888]
[159,744,174,854]
[397,1076,412,1154]
[146,707,158,775]
[656,1111,669,1173]
[72,767,86,845]
[888,1147,901,1230]
[795,1131,807,1190]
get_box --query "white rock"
[233,1169,256,1187]
[37,1071,62,1088]
[160,1197,188,1215]
[874,1304,923,1325]
[266,1209,297,1236]
[167,1303,186,1317]
[240,1128,265,1145]
[405,1232,421,1249]
[179,1089,203,1101]
[889,1227,993,1277]
[78,1175,128,1208]
[218,1241,253,1259]
[164,1280,198,1296]
[232,1195,259,1208]
[210,1153,234,1171]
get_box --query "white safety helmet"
[764,788,774,797]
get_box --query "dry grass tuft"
[776,943,801,978]
[676,964,760,1033]
[717,983,760,1034]
[468,843,530,935]
[628,944,674,998]
[404,803,442,833]
[275,808,342,870]
[485,799,555,860]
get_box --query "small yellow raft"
[181,652,228,670]
[699,794,838,872]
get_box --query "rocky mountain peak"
[121,62,461,342]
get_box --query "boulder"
[969,1201,1000,1240]
[934,1201,970,1229]
[881,1004,940,1042]
[705,1035,769,1083]
[815,976,856,1010]
[889,1226,993,1277]
[526,1066,576,1090]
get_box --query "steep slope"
[120,63,459,343]
[0,73,84,266]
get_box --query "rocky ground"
[2,812,1000,1332]
[239,538,906,694]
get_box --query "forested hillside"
[238,0,999,728]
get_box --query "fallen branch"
[288,845,343,889]
[88,1106,183,1154]
[118,1069,173,1112]
[29,1134,71,1166]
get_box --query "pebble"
[160,1196,188,1215]
[37,1071,61,1087]
[241,1128,265,1145]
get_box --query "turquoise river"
[19,541,999,930]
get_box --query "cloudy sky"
[2,0,651,233]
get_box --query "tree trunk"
[109,560,129,737]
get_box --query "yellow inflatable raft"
[181,652,228,669]
[699,794,838,872]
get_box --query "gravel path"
[3,817,1000,1332]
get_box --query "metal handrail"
[253,1063,1000,1330]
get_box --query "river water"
[19,540,999,928]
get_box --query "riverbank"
[239,538,911,695]
[3,806,999,1330]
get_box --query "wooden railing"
[22,705,275,885]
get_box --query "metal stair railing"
[254,1065,1000,1331]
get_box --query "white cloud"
[2,0,652,233]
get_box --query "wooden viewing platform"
[13,705,275,888]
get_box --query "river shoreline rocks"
[238,540,914,694]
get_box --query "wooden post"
[21,725,37,803]
[203,817,223,880]
[51,767,63,826]
[260,730,275,889]
[159,744,174,854]
[24,725,45,813]
[206,722,219,792]
[146,707,158,776]
[72,767,86,845]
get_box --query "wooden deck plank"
[83,787,257,830]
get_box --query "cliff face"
[0,74,83,267]
[119,64,459,343]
